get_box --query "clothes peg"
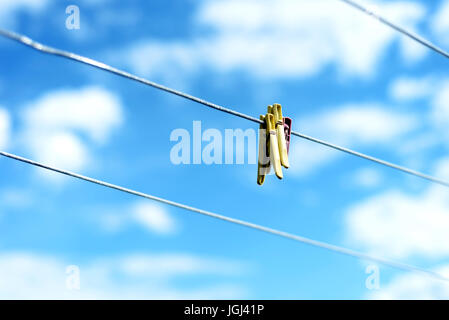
[273,104,290,168]
[283,117,292,154]
[257,115,271,185]
[266,112,283,180]
[257,104,289,185]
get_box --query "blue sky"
[1,0,449,299]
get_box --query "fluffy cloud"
[132,202,177,235]
[289,139,339,176]
[353,167,383,188]
[0,0,48,11]
[345,184,449,259]
[368,265,449,299]
[389,76,436,101]
[0,252,246,299]
[298,104,417,145]
[431,0,449,46]
[435,156,449,180]
[0,0,48,14]
[431,80,449,135]
[0,107,10,149]
[118,0,426,79]
[0,188,33,209]
[24,131,89,173]
[100,201,177,235]
[118,253,243,278]
[388,76,449,151]
[399,36,429,64]
[345,155,449,260]
[23,87,123,144]
[19,87,123,174]
[0,0,49,27]
[289,104,417,175]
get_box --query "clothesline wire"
[339,0,449,60]
[1,28,448,188]
[0,150,448,283]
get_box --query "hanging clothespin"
[273,103,290,168]
[257,115,271,185]
[257,104,291,185]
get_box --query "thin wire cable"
[1,28,449,189]
[0,150,448,283]
[338,0,449,60]
[0,29,257,124]
[294,132,449,188]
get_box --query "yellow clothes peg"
[257,115,271,185]
[257,104,289,185]
[266,112,283,180]
[273,103,290,169]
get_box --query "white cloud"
[396,132,440,157]
[119,253,243,278]
[431,0,449,46]
[0,0,49,27]
[399,36,429,64]
[99,212,126,232]
[99,201,177,235]
[25,131,89,173]
[132,202,177,235]
[118,0,426,79]
[0,188,33,209]
[124,42,197,78]
[0,0,48,12]
[19,87,123,174]
[389,76,435,101]
[353,167,382,188]
[368,265,449,299]
[0,252,247,299]
[289,104,417,175]
[299,104,417,145]
[388,76,449,151]
[23,87,123,144]
[345,185,449,259]
[345,156,449,260]
[289,139,339,176]
[388,76,449,129]
[435,156,449,180]
[431,80,449,135]
[0,107,10,149]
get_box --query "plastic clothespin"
[283,117,292,154]
[273,103,290,168]
[257,105,289,185]
[257,115,271,185]
[266,110,283,180]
